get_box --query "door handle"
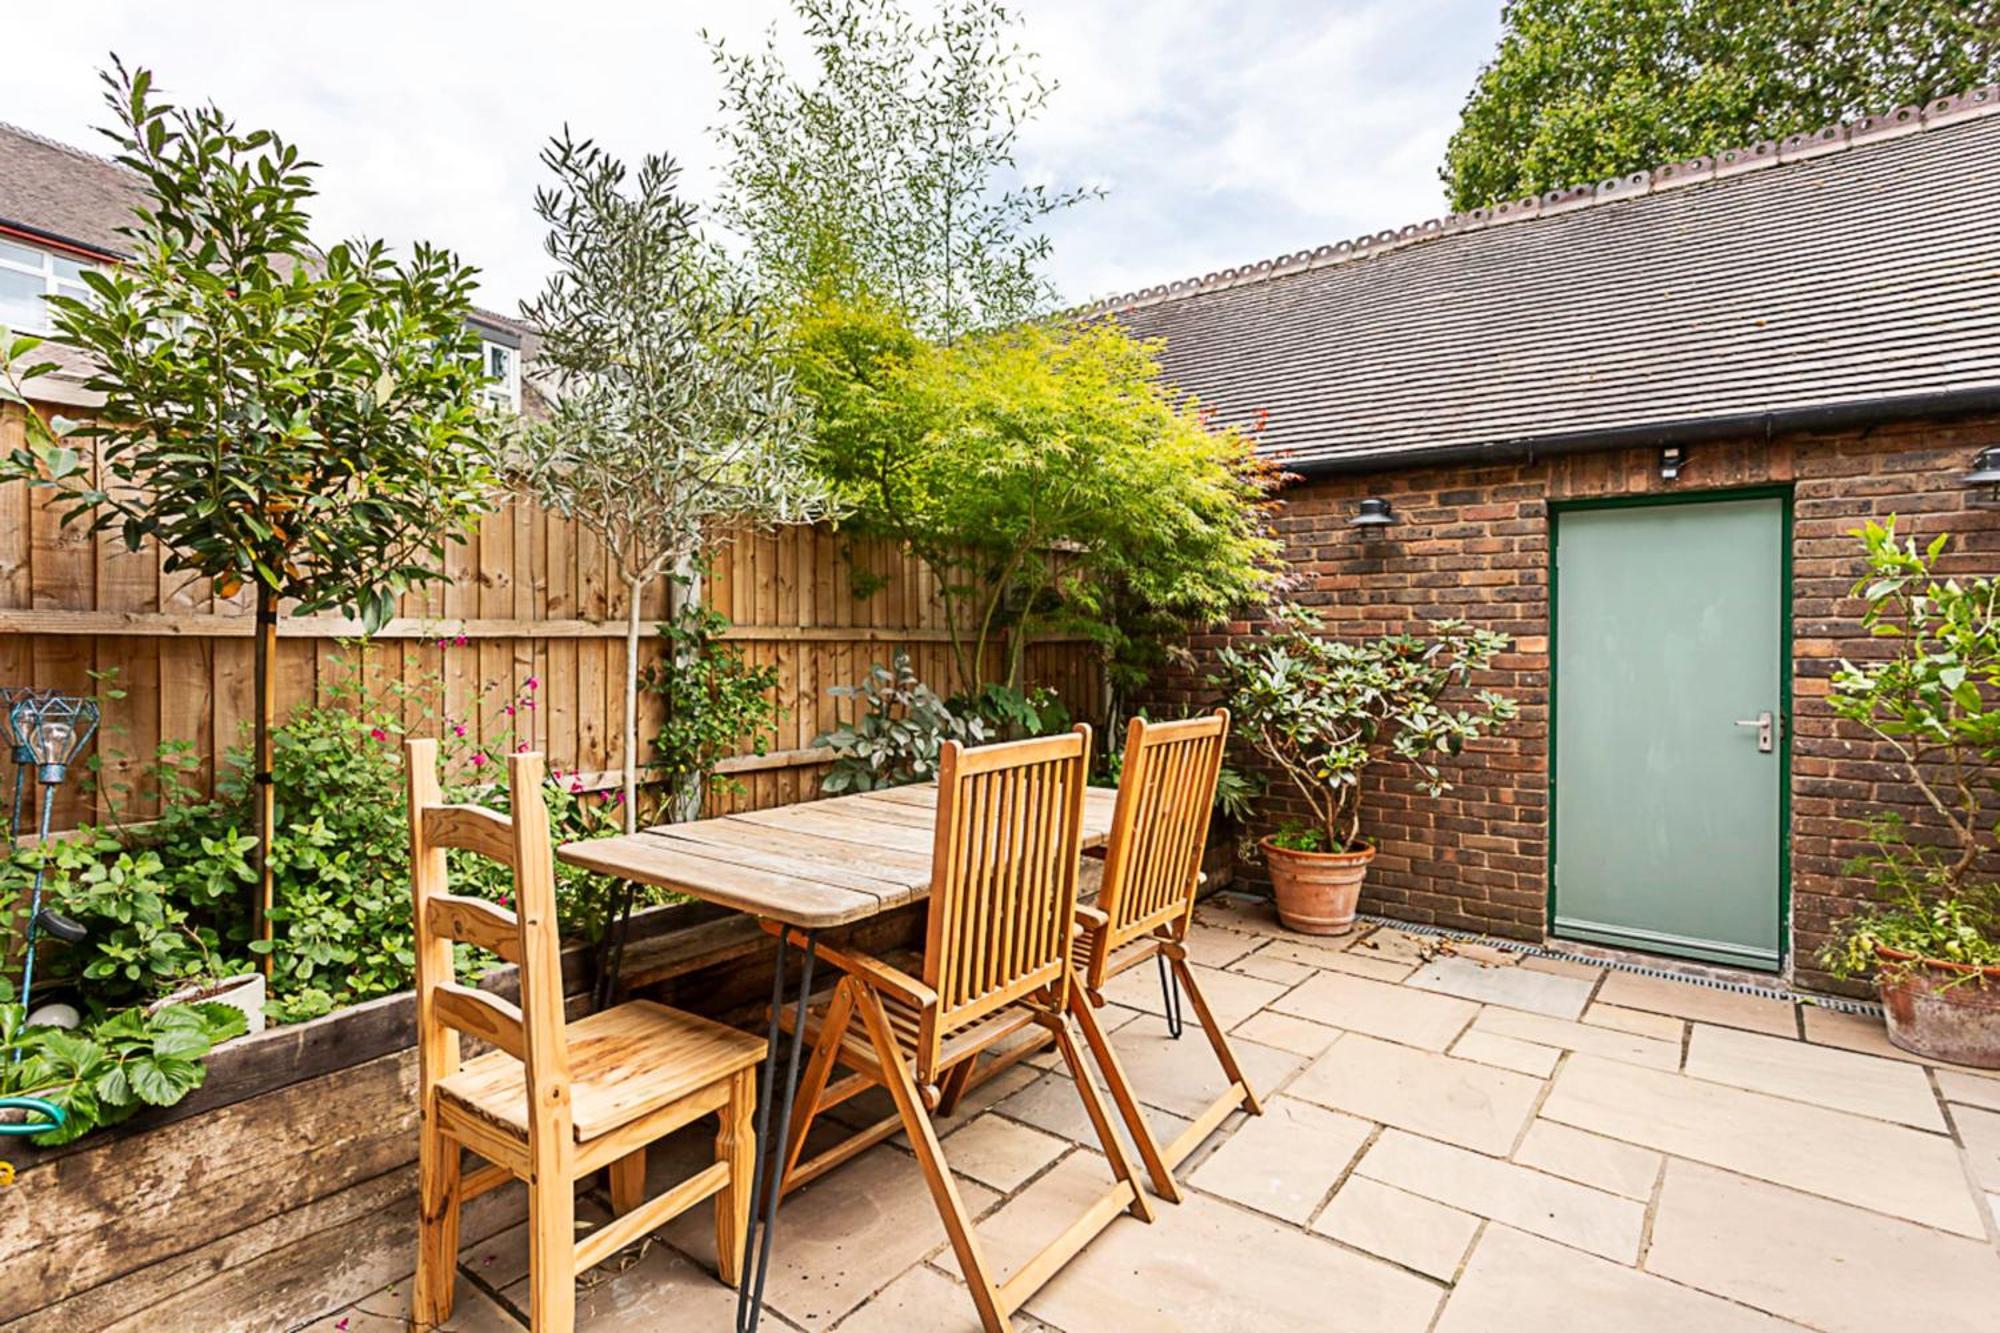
[1734,711,1774,753]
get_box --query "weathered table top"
[557,781,1120,930]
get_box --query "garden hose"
[0,1097,65,1138]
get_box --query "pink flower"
[452,724,466,738]
[503,704,516,717]
[525,676,540,690]
[454,633,468,647]
[568,779,583,793]
[435,637,449,649]
[515,740,529,753]
[368,727,388,743]
[470,752,487,768]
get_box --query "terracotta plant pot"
[1262,836,1375,936]
[1876,946,2000,1069]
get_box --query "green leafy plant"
[1211,604,1518,852]
[642,590,783,821]
[1267,823,1328,854]
[0,979,247,1146]
[816,652,989,793]
[2,62,499,961]
[1821,520,2000,984]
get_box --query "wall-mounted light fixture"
[1963,446,2000,508]
[1349,497,1398,531]
[1660,446,1686,482]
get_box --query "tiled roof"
[0,122,142,255]
[1101,89,2000,473]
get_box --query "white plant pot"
[148,971,267,1038]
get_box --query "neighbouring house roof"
[0,120,535,409]
[1101,88,2000,475]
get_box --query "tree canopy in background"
[709,0,1095,342]
[1443,0,2000,210]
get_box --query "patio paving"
[310,894,2000,1332]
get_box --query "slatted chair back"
[407,739,572,1145]
[919,726,1093,1078]
[1093,711,1229,975]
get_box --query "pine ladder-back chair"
[1069,710,1263,1202]
[772,726,1155,1333]
[406,741,766,1333]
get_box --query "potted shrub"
[1212,604,1516,934]
[1823,519,2000,1067]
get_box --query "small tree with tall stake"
[515,133,831,829]
[1,62,499,969]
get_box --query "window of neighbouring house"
[0,236,94,334]
[479,336,520,413]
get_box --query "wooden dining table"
[556,780,1121,1332]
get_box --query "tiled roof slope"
[1102,90,2000,472]
[0,122,143,255]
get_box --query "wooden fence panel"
[0,404,1100,833]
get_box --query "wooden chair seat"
[1069,923,1158,988]
[440,1000,765,1142]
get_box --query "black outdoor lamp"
[1349,497,1398,531]
[11,693,98,1032]
[1963,447,2000,508]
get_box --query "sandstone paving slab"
[505,1239,740,1332]
[1014,1179,1442,1332]
[1512,1119,1661,1201]
[310,1282,522,1333]
[1408,954,1595,1019]
[1185,1095,1373,1223]
[1228,952,1316,987]
[1289,1032,1542,1155]
[1356,1128,1644,1262]
[1192,895,1292,937]
[1271,970,1479,1051]
[992,1067,1191,1156]
[1449,1028,1561,1078]
[1348,926,1436,966]
[1594,971,1797,1037]
[1434,1225,1795,1333]
[1520,954,1604,982]
[1581,1002,1685,1042]
[1469,1005,1679,1069]
[931,1113,1069,1193]
[1312,1175,1480,1282]
[1230,1008,1340,1058]
[1257,935,1416,982]
[1684,1023,1945,1130]
[1646,1160,2000,1333]
[658,1145,998,1328]
[1939,1069,2000,1113]
[1795,1007,2000,1080]
[833,1264,1060,1333]
[1101,961,1288,1031]
[1952,1102,2000,1192]
[1541,1053,1986,1237]
[972,1150,1125,1285]
[1179,921,1264,969]
[1069,1015,1305,1122]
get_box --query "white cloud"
[0,0,1502,312]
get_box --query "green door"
[1552,496,1786,969]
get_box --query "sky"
[0,0,1505,315]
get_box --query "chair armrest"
[1073,903,1110,932]
[1081,845,1108,862]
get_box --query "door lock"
[1734,711,1774,753]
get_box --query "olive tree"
[514,133,831,828]
[3,63,498,963]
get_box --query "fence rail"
[0,404,1102,833]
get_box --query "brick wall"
[1151,412,2000,992]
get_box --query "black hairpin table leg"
[737,925,819,1333]
[1157,951,1184,1039]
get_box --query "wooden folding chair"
[773,727,1155,1333]
[406,741,766,1333]
[1069,710,1262,1203]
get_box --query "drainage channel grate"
[1352,912,1884,1018]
